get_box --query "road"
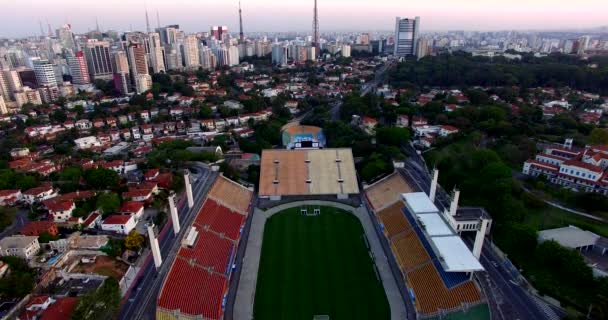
[117,164,218,320]
[0,208,29,239]
[360,60,397,96]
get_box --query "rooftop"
[402,192,439,214]
[539,225,600,249]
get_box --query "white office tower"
[165,45,182,70]
[67,51,91,85]
[182,35,200,69]
[416,38,429,59]
[394,16,420,58]
[2,70,22,100]
[215,46,229,67]
[57,24,76,50]
[271,44,288,66]
[0,72,10,101]
[135,74,152,94]
[147,224,162,269]
[112,51,130,74]
[84,40,114,80]
[126,43,149,77]
[33,59,58,87]
[228,45,240,66]
[199,46,216,70]
[148,32,166,73]
[0,95,7,115]
[168,194,180,234]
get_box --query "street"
[0,208,29,239]
[117,164,218,320]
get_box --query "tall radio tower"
[239,1,244,43]
[312,0,320,56]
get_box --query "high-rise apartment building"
[148,33,166,73]
[113,51,130,74]
[67,51,91,85]
[57,24,76,50]
[228,45,240,66]
[394,16,420,58]
[33,59,58,87]
[2,70,22,99]
[127,43,149,77]
[271,44,289,66]
[135,74,152,94]
[182,35,200,69]
[211,26,229,41]
[199,46,216,70]
[0,95,8,115]
[84,40,114,80]
[0,71,11,101]
[416,38,429,59]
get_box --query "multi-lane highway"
[117,164,218,320]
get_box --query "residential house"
[101,215,136,235]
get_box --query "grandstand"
[259,148,359,199]
[281,125,326,149]
[157,176,253,320]
[365,172,413,211]
[365,173,487,318]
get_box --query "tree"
[84,168,119,190]
[72,278,121,320]
[100,238,125,257]
[38,231,59,243]
[95,193,120,215]
[0,207,16,232]
[125,230,145,251]
[589,128,608,145]
[0,257,35,298]
[376,127,411,147]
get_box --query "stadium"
[155,148,492,320]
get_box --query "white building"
[101,215,136,235]
[0,236,40,260]
[182,35,200,69]
[74,136,102,149]
[135,74,152,94]
[33,59,58,87]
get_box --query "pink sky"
[1,0,607,37]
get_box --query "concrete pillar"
[169,194,180,234]
[449,189,460,216]
[147,224,162,269]
[184,170,194,208]
[473,219,489,259]
[429,168,439,202]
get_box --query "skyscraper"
[127,43,149,77]
[271,43,288,66]
[148,32,166,73]
[84,40,114,80]
[211,26,229,41]
[199,46,216,70]
[33,59,58,87]
[182,35,200,69]
[67,51,91,85]
[57,24,76,50]
[2,70,23,99]
[0,94,7,115]
[394,16,420,58]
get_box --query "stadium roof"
[402,192,439,214]
[416,213,453,236]
[538,225,600,249]
[259,149,359,196]
[431,236,485,272]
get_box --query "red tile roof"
[563,159,603,173]
[24,185,53,196]
[123,189,153,199]
[45,200,74,212]
[40,297,78,320]
[82,212,101,227]
[20,221,58,236]
[0,189,20,197]
[119,201,144,214]
[103,215,133,225]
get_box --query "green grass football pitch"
[253,206,390,320]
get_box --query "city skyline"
[1,0,608,38]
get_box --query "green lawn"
[253,207,390,320]
[525,205,608,238]
[427,303,490,320]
